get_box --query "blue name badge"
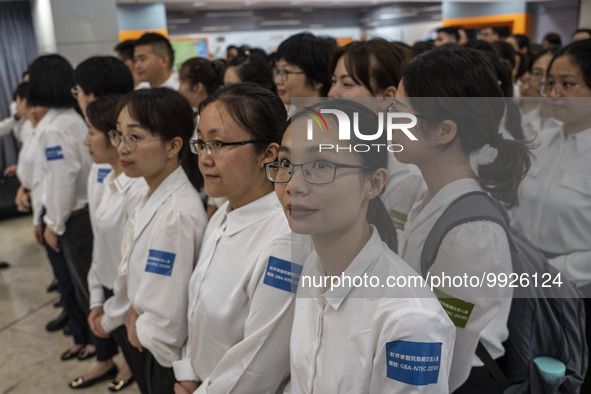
[386,340,442,386]
[97,168,112,183]
[263,256,302,293]
[45,146,64,161]
[145,249,176,276]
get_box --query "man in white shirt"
[133,33,179,90]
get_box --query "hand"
[125,306,143,351]
[88,306,110,338]
[15,186,31,212]
[34,225,45,246]
[3,164,17,177]
[43,226,60,252]
[174,381,200,394]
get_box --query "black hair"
[402,46,531,208]
[547,39,591,89]
[28,54,77,108]
[412,40,434,57]
[135,33,175,69]
[199,82,287,155]
[437,27,460,42]
[275,32,337,96]
[465,40,514,97]
[179,57,223,96]
[13,82,29,101]
[86,95,122,136]
[116,88,202,191]
[512,34,530,51]
[227,53,276,93]
[493,40,516,69]
[114,40,135,62]
[329,38,411,95]
[287,99,397,252]
[543,32,562,47]
[529,46,561,73]
[75,56,134,97]
[496,26,511,39]
[572,29,591,39]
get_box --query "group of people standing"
[4,27,591,394]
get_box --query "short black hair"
[86,94,123,135]
[227,53,275,93]
[496,26,511,39]
[13,82,29,101]
[437,27,460,42]
[572,29,591,39]
[512,34,530,50]
[114,40,135,62]
[75,56,134,97]
[543,32,562,46]
[548,39,591,89]
[135,33,175,69]
[28,54,77,108]
[275,32,337,96]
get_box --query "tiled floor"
[0,216,140,394]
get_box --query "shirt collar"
[35,108,67,133]
[110,171,137,193]
[545,124,591,156]
[133,166,188,240]
[223,192,284,236]
[311,226,382,310]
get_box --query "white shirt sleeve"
[134,209,201,368]
[192,241,295,394]
[88,261,105,309]
[429,221,512,391]
[41,127,83,235]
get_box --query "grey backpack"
[420,191,587,393]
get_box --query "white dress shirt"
[289,227,455,394]
[399,178,512,391]
[38,108,91,235]
[172,192,297,394]
[154,72,180,90]
[87,163,113,219]
[87,170,147,309]
[118,167,207,367]
[511,126,591,287]
[16,120,43,224]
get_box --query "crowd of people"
[1,24,590,394]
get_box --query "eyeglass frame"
[540,80,582,97]
[264,160,372,185]
[189,139,264,156]
[108,129,161,152]
[273,68,306,81]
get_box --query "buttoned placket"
[308,296,328,394]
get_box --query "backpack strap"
[420,191,513,390]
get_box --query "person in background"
[542,32,562,48]
[114,40,148,90]
[506,34,530,55]
[457,27,470,45]
[510,39,591,392]
[223,51,276,92]
[572,28,591,42]
[134,33,179,90]
[273,32,336,113]
[225,45,239,63]
[478,26,500,43]
[434,26,460,47]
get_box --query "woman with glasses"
[393,47,530,392]
[327,38,425,239]
[273,32,336,111]
[172,83,296,394]
[518,47,561,139]
[27,54,96,362]
[104,88,207,393]
[67,96,146,391]
[511,38,591,392]
[269,98,454,393]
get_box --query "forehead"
[134,45,154,56]
[198,101,249,138]
[548,56,581,76]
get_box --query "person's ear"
[259,142,279,168]
[434,119,458,146]
[166,136,183,159]
[366,168,388,200]
[380,85,397,98]
[192,82,205,95]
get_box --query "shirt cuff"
[89,287,106,309]
[43,215,66,236]
[172,359,198,382]
[100,312,124,334]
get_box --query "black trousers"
[145,348,176,394]
[111,324,149,394]
[95,287,118,362]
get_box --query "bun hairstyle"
[288,98,397,252]
[402,46,531,208]
[116,88,203,191]
[179,57,224,96]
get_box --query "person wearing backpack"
[391,46,531,392]
[511,39,591,392]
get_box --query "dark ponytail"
[403,46,531,208]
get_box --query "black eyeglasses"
[265,160,372,185]
[190,139,262,157]
[273,68,306,81]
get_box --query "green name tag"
[433,288,474,329]
[389,210,408,230]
